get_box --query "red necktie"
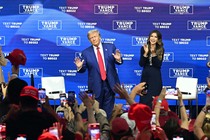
[97,47,106,80]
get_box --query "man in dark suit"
[74,29,123,119]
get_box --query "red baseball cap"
[5,49,26,66]
[111,117,129,135]
[20,86,39,100]
[128,103,152,132]
[38,132,58,140]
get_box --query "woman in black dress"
[139,30,164,108]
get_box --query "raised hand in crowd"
[79,91,96,123]
[113,83,135,105]
[154,87,193,140]
[9,65,19,81]
[154,88,167,127]
[156,87,166,101]
[1,65,20,99]
[113,82,147,105]
[177,88,189,130]
[72,99,79,113]
[193,104,210,140]
[92,99,100,114]
[113,83,130,99]
[79,91,94,108]
[193,76,210,140]
[129,82,147,98]
[92,100,111,140]
[72,99,85,139]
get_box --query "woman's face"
[149,32,158,45]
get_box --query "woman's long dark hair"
[162,118,180,140]
[147,30,164,61]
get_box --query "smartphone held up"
[88,123,100,140]
[166,88,178,95]
[59,93,67,107]
[173,136,184,140]
[122,104,130,112]
[38,88,46,104]
[16,134,27,140]
[57,111,65,119]
[85,90,93,99]
[150,111,156,131]
[67,91,76,106]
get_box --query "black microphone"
[31,74,34,87]
[181,92,191,95]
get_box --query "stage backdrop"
[0,0,210,104]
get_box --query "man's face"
[88,32,101,47]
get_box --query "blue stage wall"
[0,0,210,105]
